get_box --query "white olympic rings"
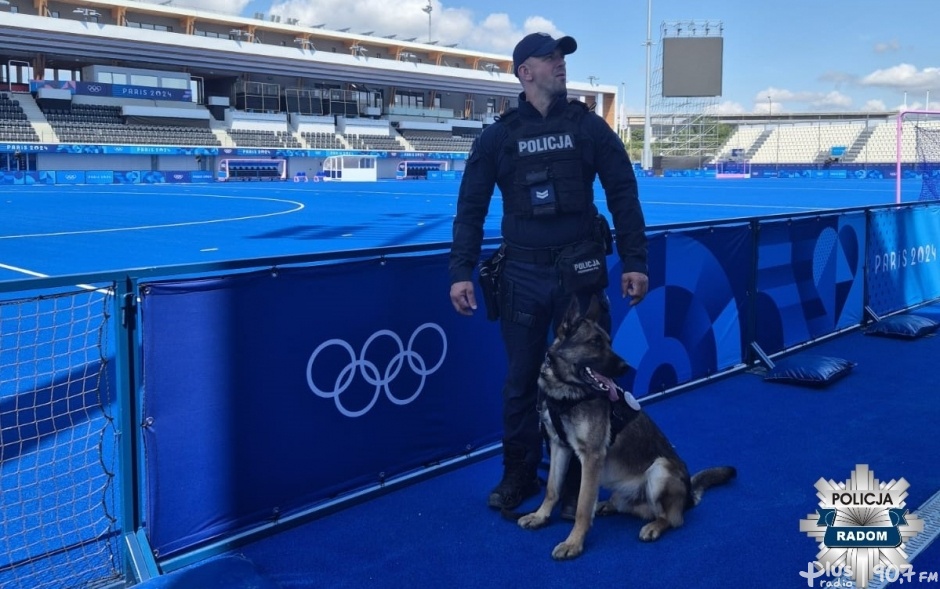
[305,323,447,418]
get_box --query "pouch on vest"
[556,240,608,294]
[478,246,506,321]
[524,169,556,216]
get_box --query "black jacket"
[449,92,648,284]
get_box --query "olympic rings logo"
[306,323,447,418]
[87,85,102,93]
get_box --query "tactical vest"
[500,101,593,218]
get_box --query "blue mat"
[219,317,940,588]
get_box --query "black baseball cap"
[512,33,577,78]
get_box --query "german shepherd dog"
[516,296,736,560]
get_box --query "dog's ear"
[556,295,582,338]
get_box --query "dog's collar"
[544,368,642,449]
[580,367,641,411]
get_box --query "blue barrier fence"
[2,201,940,586]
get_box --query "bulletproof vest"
[500,101,593,217]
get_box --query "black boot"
[487,444,540,510]
[559,458,581,521]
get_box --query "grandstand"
[2,2,936,181]
[0,0,618,180]
[715,113,940,167]
[710,115,937,167]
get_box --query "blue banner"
[0,143,52,154]
[754,214,865,354]
[0,171,53,185]
[867,205,940,315]
[55,170,85,184]
[611,224,751,397]
[111,84,192,102]
[747,164,899,180]
[163,171,189,184]
[0,143,473,158]
[140,256,503,557]
[30,80,192,102]
[85,170,114,184]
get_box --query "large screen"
[662,37,723,98]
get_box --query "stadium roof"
[0,0,612,99]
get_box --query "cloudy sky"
[156,0,940,115]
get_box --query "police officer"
[448,32,649,511]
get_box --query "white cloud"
[873,40,900,54]
[812,91,852,109]
[261,0,557,52]
[860,63,940,92]
[862,99,888,112]
[705,101,746,115]
[754,87,856,111]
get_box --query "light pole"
[620,81,626,144]
[642,0,653,171]
[422,1,432,44]
[768,95,779,172]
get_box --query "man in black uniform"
[448,32,649,511]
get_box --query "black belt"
[503,244,562,265]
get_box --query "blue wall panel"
[140,255,504,557]
[610,224,751,396]
[867,205,940,315]
[754,213,865,354]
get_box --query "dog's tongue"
[585,367,620,402]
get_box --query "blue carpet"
[208,315,940,588]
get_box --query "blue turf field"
[0,177,909,280]
[2,176,939,589]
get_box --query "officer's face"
[523,49,567,96]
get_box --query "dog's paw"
[551,540,584,560]
[639,521,667,542]
[517,513,550,530]
[596,500,618,516]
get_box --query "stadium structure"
[2,0,937,184]
[0,0,624,182]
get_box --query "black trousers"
[497,256,611,469]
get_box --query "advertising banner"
[754,213,866,354]
[610,224,752,397]
[867,205,940,315]
[140,255,504,556]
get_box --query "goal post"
[715,159,751,179]
[896,110,940,204]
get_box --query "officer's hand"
[450,281,478,316]
[621,272,649,306]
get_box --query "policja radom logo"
[799,464,924,588]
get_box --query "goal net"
[915,121,940,201]
[0,288,122,589]
[896,110,940,203]
[716,159,751,179]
